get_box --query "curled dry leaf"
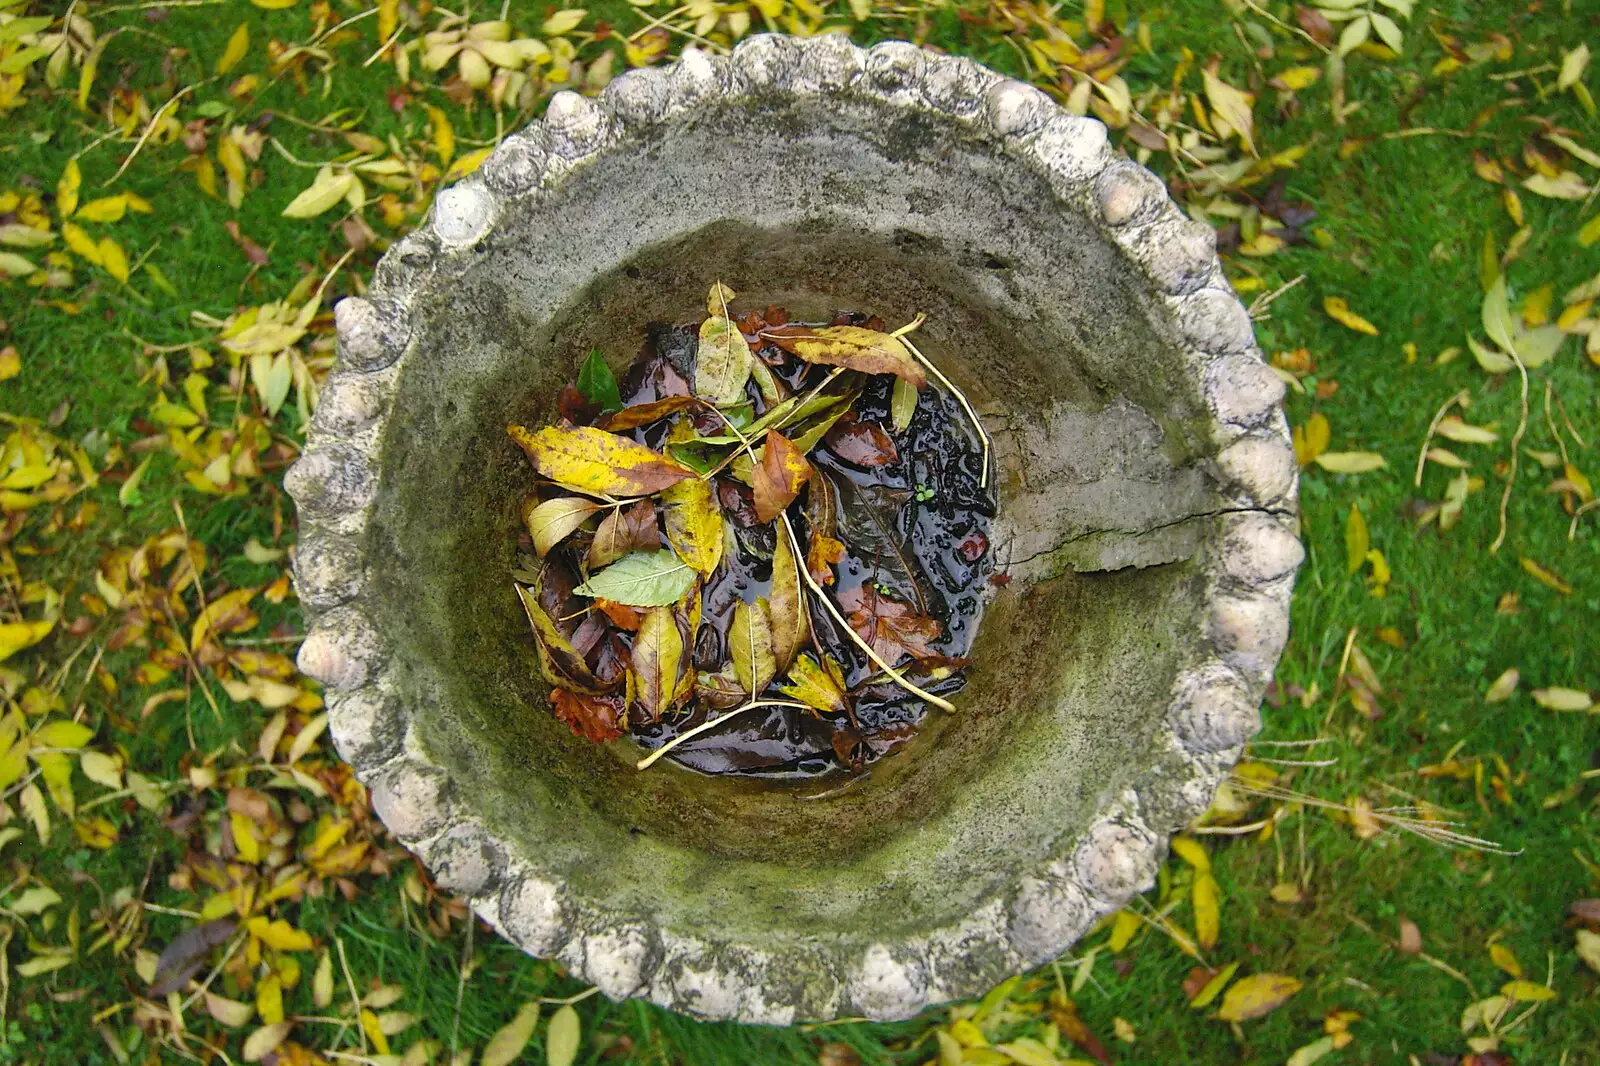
[1324,296,1380,336]
[508,423,692,497]
[762,324,927,386]
[524,496,602,557]
[596,394,700,431]
[516,583,609,694]
[587,498,658,569]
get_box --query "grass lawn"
[1,0,1598,1064]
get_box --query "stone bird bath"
[286,34,1301,1025]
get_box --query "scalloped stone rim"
[284,34,1300,1023]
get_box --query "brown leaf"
[1569,899,1600,927]
[596,599,643,631]
[806,531,846,586]
[1182,966,1220,1001]
[1398,917,1422,954]
[552,688,625,743]
[595,395,701,431]
[837,583,941,665]
[1050,1002,1113,1066]
[752,429,814,524]
[508,423,692,497]
[1294,4,1333,46]
[817,1043,861,1066]
[768,521,808,672]
[588,499,658,569]
[761,324,927,386]
[151,918,237,995]
[825,419,899,467]
[224,220,269,266]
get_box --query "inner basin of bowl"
[364,96,1228,955]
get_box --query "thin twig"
[105,86,193,187]
[1247,273,1305,320]
[780,514,956,713]
[635,700,810,770]
[1415,389,1471,487]
[895,326,992,489]
[538,986,601,1006]
[1239,0,1330,53]
[1490,344,1530,554]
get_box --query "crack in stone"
[1002,505,1290,570]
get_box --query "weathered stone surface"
[289,33,1297,1025]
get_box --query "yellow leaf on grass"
[1532,687,1593,712]
[35,720,92,749]
[75,195,127,222]
[1560,43,1591,91]
[444,146,494,182]
[1501,979,1556,1002]
[1293,412,1330,466]
[481,1003,541,1066]
[540,8,587,35]
[282,167,357,218]
[1170,835,1210,873]
[1271,66,1321,91]
[60,222,101,265]
[1345,504,1368,574]
[58,159,81,218]
[217,23,250,75]
[191,587,260,650]
[98,237,129,282]
[1520,557,1573,594]
[1435,416,1498,445]
[247,916,314,952]
[242,1021,292,1063]
[1286,1036,1338,1066]
[1108,908,1140,952]
[426,105,455,167]
[1489,942,1522,978]
[1202,69,1256,155]
[1485,667,1519,703]
[1324,296,1380,335]
[74,814,118,848]
[1315,451,1387,474]
[547,1004,581,1066]
[251,0,298,7]
[0,618,54,662]
[1524,171,1591,200]
[1216,973,1302,1022]
[1194,872,1221,950]
[361,1010,391,1056]
[231,809,261,862]
[1189,959,1240,1008]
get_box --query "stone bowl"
[285,34,1300,1025]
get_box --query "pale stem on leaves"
[894,328,992,489]
[1414,387,1470,487]
[779,513,957,713]
[634,699,812,770]
[1490,344,1529,554]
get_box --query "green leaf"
[1369,11,1403,52]
[891,377,918,433]
[573,551,697,607]
[577,350,622,413]
[1481,275,1518,355]
[546,1004,581,1066]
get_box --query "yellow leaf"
[251,0,298,7]
[74,195,127,222]
[191,586,259,650]
[427,105,455,167]
[58,159,81,218]
[1576,929,1600,975]
[34,720,92,749]
[1578,214,1600,247]
[1170,835,1210,873]
[242,1021,292,1062]
[282,167,357,219]
[0,618,54,663]
[1435,416,1498,445]
[218,134,248,209]
[1501,979,1556,1002]
[1489,942,1522,978]
[1193,872,1220,950]
[1272,66,1321,91]
[1216,973,1302,1022]
[507,423,693,498]
[546,1004,581,1066]
[1202,69,1256,154]
[444,146,493,182]
[1324,296,1380,335]
[1520,557,1573,594]
[361,1010,391,1056]
[60,222,102,265]
[1524,171,1591,200]
[1189,960,1240,1008]
[1560,43,1591,91]
[1485,667,1519,703]
[232,810,262,862]
[1108,908,1140,952]
[1532,687,1593,712]
[80,750,123,789]
[481,1003,541,1066]
[98,237,129,282]
[1293,412,1330,466]
[660,477,724,574]
[1314,451,1387,474]
[217,23,250,75]
[247,917,314,953]
[74,814,118,848]
[1286,1036,1337,1066]
[540,8,588,35]
[1345,504,1369,574]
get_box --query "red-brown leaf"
[752,429,814,524]
[825,419,899,467]
[806,531,845,586]
[595,395,701,431]
[836,583,941,665]
[552,688,625,743]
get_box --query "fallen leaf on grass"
[1576,929,1600,974]
[1435,416,1499,444]
[1202,68,1256,154]
[1216,973,1302,1021]
[481,1003,540,1066]
[1314,451,1387,473]
[546,1004,581,1066]
[1524,171,1591,200]
[1520,557,1572,594]
[1398,917,1422,954]
[1500,979,1556,1002]
[1485,667,1519,702]
[1324,296,1379,335]
[1532,687,1592,712]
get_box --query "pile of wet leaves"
[508,283,995,778]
